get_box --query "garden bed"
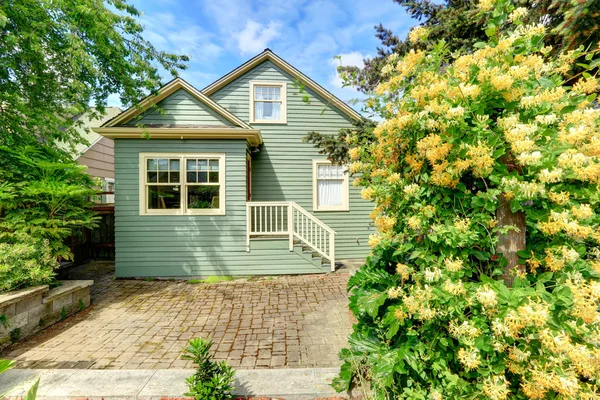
[0,280,93,349]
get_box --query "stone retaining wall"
[0,280,93,349]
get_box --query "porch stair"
[247,202,336,272]
[249,238,331,273]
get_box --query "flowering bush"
[336,2,600,399]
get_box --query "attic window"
[250,81,287,124]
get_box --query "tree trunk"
[496,194,526,287]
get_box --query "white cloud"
[323,51,369,110]
[140,12,223,63]
[236,20,282,55]
[329,51,367,90]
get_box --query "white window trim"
[139,152,226,216]
[249,80,287,124]
[312,159,350,212]
[103,178,115,204]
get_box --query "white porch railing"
[246,201,336,271]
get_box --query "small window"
[250,81,287,124]
[103,178,115,204]
[313,160,349,212]
[140,153,225,215]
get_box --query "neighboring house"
[93,49,374,278]
[61,107,122,203]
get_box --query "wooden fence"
[67,192,115,265]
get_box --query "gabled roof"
[202,49,363,121]
[101,78,252,129]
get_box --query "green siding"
[124,89,232,126]
[114,139,326,277]
[210,60,374,259]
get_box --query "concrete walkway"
[0,367,344,399]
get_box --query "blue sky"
[109,0,423,107]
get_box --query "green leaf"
[537,272,553,283]
[0,359,13,375]
[348,331,385,353]
[474,335,493,352]
[24,378,39,400]
[355,289,388,318]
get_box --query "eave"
[92,127,263,146]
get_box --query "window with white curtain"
[139,153,225,216]
[250,81,287,124]
[313,160,349,211]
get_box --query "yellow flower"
[516,151,542,166]
[453,217,471,233]
[407,216,422,230]
[394,308,407,322]
[374,215,396,233]
[444,257,464,272]
[458,347,480,370]
[476,285,498,308]
[538,168,563,183]
[490,74,514,91]
[444,279,466,296]
[572,204,593,220]
[477,0,494,11]
[361,187,376,200]
[368,234,381,248]
[408,26,429,44]
[548,190,570,205]
[387,287,402,299]
[348,161,365,174]
[483,375,510,400]
[396,263,412,281]
[508,7,528,22]
[573,77,599,94]
[403,183,420,196]
[424,267,442,283]
[387,172,401,184]
[348,147,360,160]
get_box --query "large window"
[140,153,225,215]
[313,160,349,212]
[249,81,287,124]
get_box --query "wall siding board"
[211,60,374,260]
[114,139,325,277]
[124,89,232,126]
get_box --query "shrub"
[336,1,600,399]
[0,145,98,261]
[182,337,235,400]
[0,233,56,293]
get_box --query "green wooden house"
[94,49,374,277]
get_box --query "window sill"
[313,208,350,212]
[140,211,226,216]
[250,119,287,125]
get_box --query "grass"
[186,276,237,285]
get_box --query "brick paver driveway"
[1,262,352,370]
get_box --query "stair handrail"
[246,201,336,271]
[289,202,336,234]
[289,202,336,271]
